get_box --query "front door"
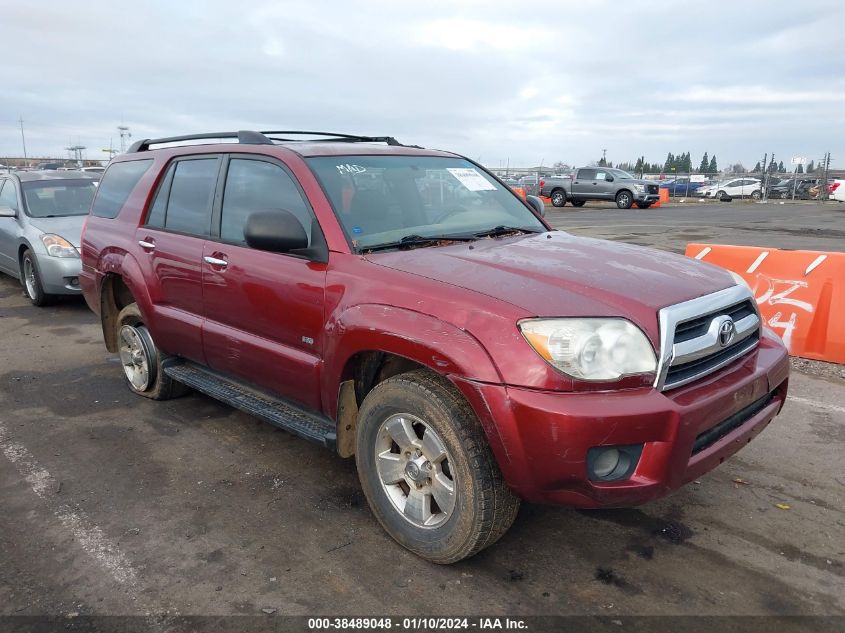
[201,155,327,411]
[572,168,598,198]
[135,155,221,362]
[0,179,22,274]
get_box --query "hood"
[366,233,735,342]
[26,215,86,248]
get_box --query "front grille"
[647,184,658,194]
[665,332,759,388]
[692,391,775,454]
[656,286,761,391]
[674,300,756,343]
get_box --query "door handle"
[138,239,155,250]
[204,256,228,268]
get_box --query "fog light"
[593,448,621,478]
[587,444,644,482]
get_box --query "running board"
[163,362,336,450]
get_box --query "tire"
[571,200,586,207]
[355,369,520,564]
[115,303,189,400]
[716,190,727,201]
[635,202,652,209]
[615,190,634,209]
[550,189,566,207]
[781,191,790,199]
[750,190,762,200]
[21,249,55,307]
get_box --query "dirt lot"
[0,200,843,624]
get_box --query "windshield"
[21,179,97,217]
[609,169,636,179]
[307,155,546,250]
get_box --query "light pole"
[19,116,28,164]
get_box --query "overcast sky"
[1,0,842,169]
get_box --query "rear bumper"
[453,329,789,508]
[36,255,82,295]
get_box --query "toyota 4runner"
[80,130,789,563]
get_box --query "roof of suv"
[124,130,459,159]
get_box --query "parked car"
[80,166,106,174]
[829,179,844,201]
[0,171,99,305]
[697,178,762,200]
[540,167,660,208]
[768,177,819,199]
[80,129,789,564]
[659,178,705,196]
[34,162,63,171]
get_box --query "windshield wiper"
[363,234,477,253]
[473,225,542,238]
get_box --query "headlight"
[519,318,656,381]
[728,270,751,290]
[40,234,79,258]
[633,184,645,192]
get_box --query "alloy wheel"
[118,324,154,391]
[375,413,456,528]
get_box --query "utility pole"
[601,148,607,166]
[820,152,831,201]
[19,116,28,164]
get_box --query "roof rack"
[127,130,412,153]
[127,130,273,153]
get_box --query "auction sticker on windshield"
[447,168,496,191]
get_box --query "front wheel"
[550,190,566,207]
[21,249,55,307]
[115,303,189,400]
[355,370,519,564]
[615,190,634,209]
[716,190,727,200]
[635,202,652,209]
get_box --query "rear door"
[201,155,327,410]
[571,168,597,198]
[137,155,221,362]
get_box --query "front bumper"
[35,254,82,295]
[635,192,660,203]
[453,329,789,508]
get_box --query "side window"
[91,159,153,218]
[578,168,597,180]
[145,164,176,228]
[0,180,18,210]
[220,158,314,246]
[595,171,608,181]
[164,158,219,236]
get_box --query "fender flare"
[96,250,156,351]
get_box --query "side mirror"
[244,210,309,253]
[605,175,614,182]
[0,206,16,217]
[526,195,545,217]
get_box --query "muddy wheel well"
[100,275,135,352]
[335,351,431,458]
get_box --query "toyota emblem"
[718,319,736,347]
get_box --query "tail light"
[539,180,545,188]
[829,182,839,192]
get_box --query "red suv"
[81,130,789,563]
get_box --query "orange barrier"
[540,196,552,205]
[511,186,527,200]
[659,188,670,204]
[685,243,845,364]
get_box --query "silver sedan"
[0,170,98,306]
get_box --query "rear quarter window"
[91,159,153,218]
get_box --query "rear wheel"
[550,190,566,207]
[615,190,633,209]
[635,202,652,209]
[355,370,519,564]
[21,249,55,307]
[750,190,762,200]
[115,303,189,400]
[571,199,586,207]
